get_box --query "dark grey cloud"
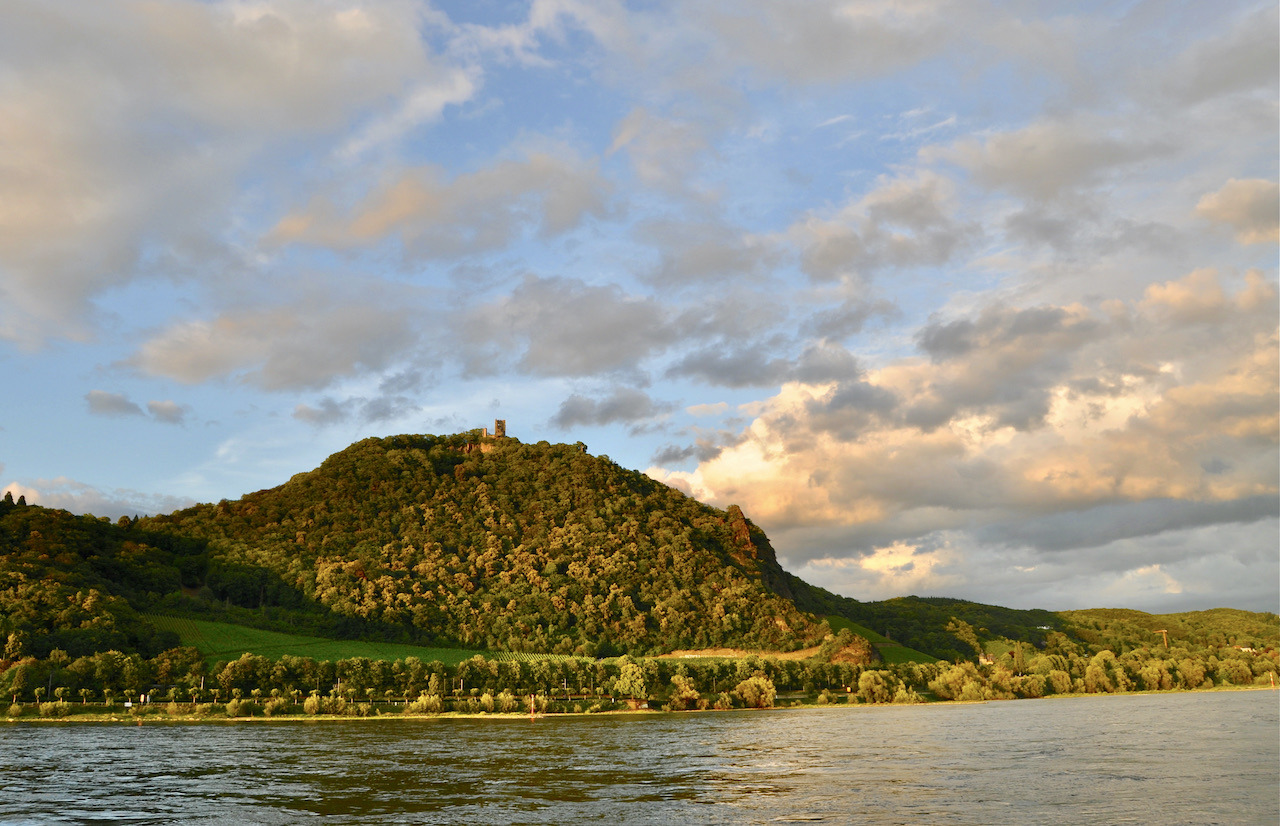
[85,390,144,418]
[651,428,749,467]
[792,342,863,384]
[908,304,1105,430]
[916,318,976,361]
[973,495,1280,553]
[550,388,673,430]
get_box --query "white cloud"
[131,287,421,391]
[0,0,457,344]
[932,119,1170,202]
[271,149,611,257]
[2,477,195,520]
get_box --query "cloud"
[131,288,420,391]
[932,119,1170,202]
[2,477,195,520]
[147,400,190,425]
[635,218,777,287]
[459,275,671,377]
[0,0,455,344]
[608,108,710,192]
[790,518,1279,611]
[271,149,611,257]
[696,0,962,84]
[665,340,863,389]
[85,390,144,418]
[293,394,421,427]
[1196,178,1280,244]
[786,172,976,282]
[549,387,673,429]
[1160,4,1279,105]
[652,269,1279,603]
[972,495,1279,553]
[338,69,477,159]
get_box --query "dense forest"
[2,429,1276,713]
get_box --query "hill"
[4,430,1275,670]
[0,493,181,658]
[138,432,828,656]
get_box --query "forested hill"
[139,432,828,656]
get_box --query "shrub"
[496,690,519,713]
[225,699,256,718]
[406,694,443,715]
[892,685,925,704]
[7,703,23,718]
[262,698,290,717]
[303,695,322,715]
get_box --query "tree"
[615,660,646,701]
[945,618,983,659]
[856,670,893,704]
[733,673,776,709]
[668,674,700,711]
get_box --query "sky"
[1,0,1277,615]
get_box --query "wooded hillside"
[139,433,827,656]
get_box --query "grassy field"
[146,615,484,665]
[825,615,939,664]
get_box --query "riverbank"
[6,684,1273,724]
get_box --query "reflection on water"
[2,690,1276,825]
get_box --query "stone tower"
[494,419,506,438]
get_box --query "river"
[2,689,1276,824]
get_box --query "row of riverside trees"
[3,636,1275,718]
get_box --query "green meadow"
[145,615,484,665]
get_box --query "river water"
[2,690,1276,825]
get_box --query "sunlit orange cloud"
[649,269,1278,549]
